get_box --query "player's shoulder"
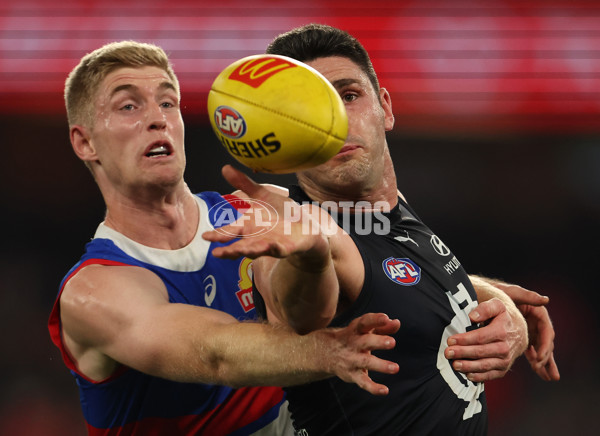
[63,263,165,305]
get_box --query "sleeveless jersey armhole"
[48,258,132,384]
[328,232,373,328]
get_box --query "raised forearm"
[255,230,339,334]
[269,242,339,334]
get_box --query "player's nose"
[148,104,167,130]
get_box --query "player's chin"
[143,169,184,191]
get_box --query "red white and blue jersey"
[48,191,292,436]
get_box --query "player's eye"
[342,92,358,103]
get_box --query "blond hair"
[64,41,179,129]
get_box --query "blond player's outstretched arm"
[60,263,400,395]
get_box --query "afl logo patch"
[214,106,247,139]
[382,257,421,286]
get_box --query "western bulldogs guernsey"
[255,186,488,436]
[48,192,292,436]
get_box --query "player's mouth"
[336,145,360,156]
[145,141,173,158]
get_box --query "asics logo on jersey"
[204,275,217,306]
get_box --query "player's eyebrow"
[330,78,360,90]
[110,81,177,97]
[110,84,135,97]
[159,82,178,93]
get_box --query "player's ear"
[70,125,97,162]
[380,88,395,131]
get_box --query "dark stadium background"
[1,1,598,434]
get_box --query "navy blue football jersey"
[254,186,487,435]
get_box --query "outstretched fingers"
[202,222,244,244]
[351,314,400,394]
[494,282,550,307]
[526,346,560,381]
[210,237,292,260]
[522,306,560,381]
[353,312,401,336]
[518,304,560,381]
[330,313,400,395]
[531,310,555,362]
[351,369,392,396]
[209,238,268,259]
[221,165,267,199]
[347,352,399,396]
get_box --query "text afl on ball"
[207,54,348,174]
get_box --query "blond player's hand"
[318,313,400,395]
[203,165,330,264]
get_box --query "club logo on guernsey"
[382,257,421,286]
[228,56,297,88]
[214,106,247,139]
[236,257,255,312]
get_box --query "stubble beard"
[320,153,375,195]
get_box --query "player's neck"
[103,183,199,250]
[300,158,399,211]
[305,185,398,211]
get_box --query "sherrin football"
[207,54,348,173]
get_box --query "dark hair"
[266,24,380,94]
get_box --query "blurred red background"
[1,1,598,435]
[3,0,600,133]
